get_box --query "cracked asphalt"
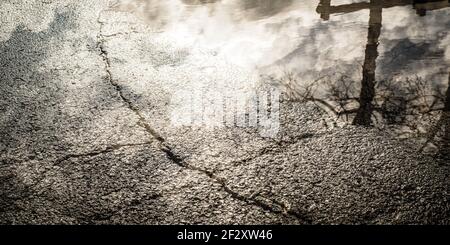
[1,0,449,224]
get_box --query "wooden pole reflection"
[316,0,450,125]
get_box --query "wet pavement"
[0,0,449,224]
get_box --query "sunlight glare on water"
[114,0,449,83]
[113,0,450,134]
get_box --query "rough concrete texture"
[0,0,449,224]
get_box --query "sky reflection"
[114,0,449,87]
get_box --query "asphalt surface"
[0,0,449,224]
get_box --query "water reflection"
[237,0,294,19]
[115,0,449,154]
[317,0,449,125]
[317,0,450,19]
[315,0,449,157]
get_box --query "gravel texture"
[0,0,448,224]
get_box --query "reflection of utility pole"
[316,0,450,126]
[318,0,331,20]
[353,0,382,125]
[414,0,450,16]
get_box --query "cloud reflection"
[113,0,449,85]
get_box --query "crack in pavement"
[0,142,158,218]
[102,31,140,38]
[95,10,312,224]
[0,142,156,210]
[1,140,161,219]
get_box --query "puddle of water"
[114,0,449,146]
[114,0,449,78]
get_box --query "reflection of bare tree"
[271,72,359,119]
[377,77,443,124]
[274,71,448,154]
[421,73,450,158]
[317,0,450,126]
